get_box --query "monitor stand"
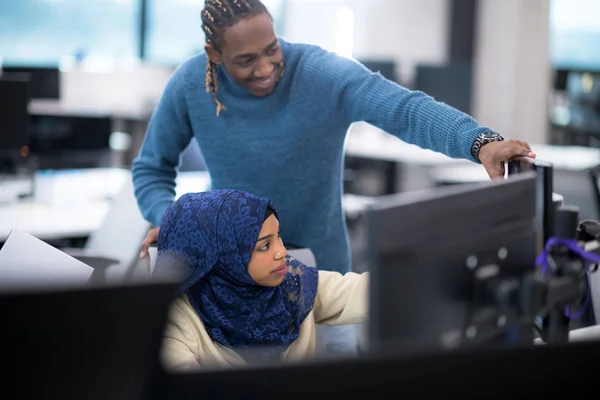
[0,153,35,201]
[0,155,16,175]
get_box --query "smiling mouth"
[247,64,283,91]
[248,73,275,90]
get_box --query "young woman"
[156,190,368,370]
[133,0,535,278]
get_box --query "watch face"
[481,132,500,139]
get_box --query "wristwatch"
[471,131,504,162]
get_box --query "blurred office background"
[0,0,599,273]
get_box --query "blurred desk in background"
[29,99,150,121]
[346,122,600,170]
[345,123,600,193]
[430,146,600,220]
[432,144,600,185]
[0,168,210,243]
[345,123,470,195]
[345,122,469,167]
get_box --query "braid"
[201,0,269,116]
[205,60,226,116]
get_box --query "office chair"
[63,175,151,282]
[178,139,207,172]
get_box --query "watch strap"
[471,132,504,162]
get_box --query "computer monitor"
[1,66,60,100]
[163,340,600,398]
[0,280,178,400]
[0,75,30,172]
[28,114,113,155]
[359,60,398,83]
[366,173,539,354]
[0,75,30,152]
[414,62,472,114]
[554,68,570,92]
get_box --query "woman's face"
[247,214,288,287]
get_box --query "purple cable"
[535,237,600,319]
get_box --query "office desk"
[534,324,600,344]
[29,99,149,121]
[345,123,469,166]
[432,144,600,184]
[346,122,600,170]
[0,201,111,243]
[0,167,376,243]
[0,169,210,243]
[429,143,600,220]
[346,123,600,195]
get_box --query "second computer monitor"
[366,173,538,354]
[0,75,30,155]
[359,60,398,83]
[1,66,60,100]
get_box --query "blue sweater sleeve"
[305,49,491,162]
[132,65,194,227]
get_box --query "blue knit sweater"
[132,39,491,274]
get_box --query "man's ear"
[205,44,222,64]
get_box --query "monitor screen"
[366,174,538,353]
[28,114,112,154]
[1,66,60,99]
[359,60,398,83]
[0,76,30,153]
[414,63,472,114]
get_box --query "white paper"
[0,229,93,291]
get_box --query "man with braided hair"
[134,0,535,277]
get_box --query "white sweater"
[161,270,369,370]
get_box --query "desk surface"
[29,99,150,121]
[345,123,467,166]
[0,169,210,242]
[0,169,374,242]
[533,324,600,344]
[346,123,600,171]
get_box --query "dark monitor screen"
[0,75,30,153]
[1,66,60,99]
[163,341,600,397]
[0,281,178,400]
[28,114,112,154]
[554,69,570,91]
[359,60,398,83]
[414,62,472,114]
[366,173,538,354]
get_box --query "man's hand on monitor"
[480,140,536,179]
[140,227,160,259]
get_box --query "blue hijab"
[155,189,318,355]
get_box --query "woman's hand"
[479,140,536,179]
[139,227,160,259]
